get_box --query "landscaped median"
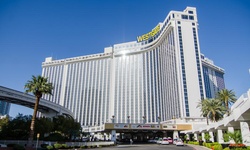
[46,142,116,149]
[187,141,250,150]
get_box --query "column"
[202,132,205,142]
[173,131,179,139]
[240,122,250,146]
[228,127,235,143]
[186,134,190,142]
[217,130,224,143]
[209,131,214,142]
[194,133,198,141]
[111,130,116,142]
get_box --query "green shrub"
[204,143,212,148]
[213,144,223,150]
[54,143,62,149]
[46,145,53,150]
[223,147,230,150]
[247,146,250,150]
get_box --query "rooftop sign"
[137,24,160,42]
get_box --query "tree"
[228,130,242,144]
[217,89,237,114]
[197,98,226,123]
[204,133,211,142]
[52,115,81,141]
[35,117,54,140]
[0,114,31,140]
[24,75,53,146]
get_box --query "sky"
[0,0,249,118]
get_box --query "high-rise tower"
[42,7,224,126]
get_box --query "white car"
[175,139,184,146]
[156,138,162,144]
[161,138,169,145]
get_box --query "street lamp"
[127,116,130,123]
[157,116,161,124]
[111,115,115,123]
[142,116,146,124]
[36,133,40,150]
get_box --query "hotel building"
[42,7,225,126]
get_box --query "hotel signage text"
[137,24,161,42]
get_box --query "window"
[192,22,195,26]
[172,13,175,18]
[188,11,193,14]
[189,16,194,20]
[181,15,188,19]
[177,21,181,24]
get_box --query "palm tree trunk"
[28,96,40,147]
[206,116,209,125]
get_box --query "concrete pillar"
[209,131,214,142]
[217,129,224,143]
[194,133,198,141]
[111,130,116,142]
[202,132,205,142]
[186,134,190,141]
[228,127,234,133]
[228,127,235,143]
[240,122,250,146]
[173,131,179,139]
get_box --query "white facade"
[41,7,224,126]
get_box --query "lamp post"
[157,116,161,124]
[36,133,40,150]
[111,115,115,123]
[142,116,146,124]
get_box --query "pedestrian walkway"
[187,144,211,150]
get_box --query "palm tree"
[197,98,226,124]
[24,75,53,146]
[217,89,237,114]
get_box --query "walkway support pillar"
[240,122,250,146]
[111,130,116,142]
[209,131,214,142]
[173,131,179,139]
[202,132,205,142]
[228,127,235,143]
[217,129,224,143]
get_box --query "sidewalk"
[187,144,211,150]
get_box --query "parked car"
[173,138,178,144]
[161,138,169,145]
[175,139,184,146]
[156,138,162,144]
[147,139,157,143]
[167,137,173,144]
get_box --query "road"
[96,144,195,150]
